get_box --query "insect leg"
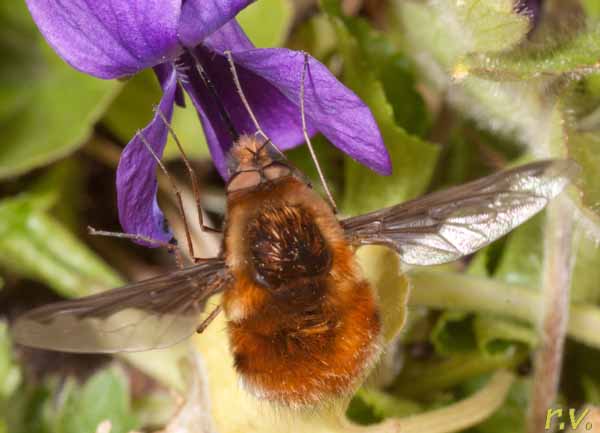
[136,130,198,262]
[87,226,185,269]
[224,50,268,142]
[224,51,289,163]
[299,52,338,213]
[196,304,222,333]
[154,108,222,235]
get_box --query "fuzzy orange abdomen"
[225,275,381,406]
[223,177,382,406]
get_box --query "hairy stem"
[528,199,575,433]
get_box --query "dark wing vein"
[342,160,578,265]
[12,258,230,353]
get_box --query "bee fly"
[12,52,577,407]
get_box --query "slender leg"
[196,305,222,333]
[224,50,268,142]
[300,52,338,213]
[225,49,337,213]
[88,226,185,269]
[136,130,197,261]
[154,108,221,235]
[224,50,288,163]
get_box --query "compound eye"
[263,163,291,180]
[227,171,261,193]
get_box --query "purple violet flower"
[25,0,391,245]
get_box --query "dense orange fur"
[223,174,381,406]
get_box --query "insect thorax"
[247,203,332,302]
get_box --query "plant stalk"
[527,199,575,433]
[407,270,600,350]
[397,370,515,433]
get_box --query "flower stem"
[407,270,600,350]
[527,199,574,433]
[390,348,526,398]
[396,370,515,433]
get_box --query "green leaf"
[457,25,600,81]
[468,378,530,433]
[101,70,158,146]
[401,2,462,71]
[391,350,526,399]
[0,194,122,297]
[582,375,600,405]
[2,385,52,433]
[0,2,39,122]
[565,130,600,227]
[351,388,422,422]
[431,312,477,355]
[401,0,529,76]
[238,0,293,47]
[102,70,209,161]
[0,2,121,179]
[54,368,138,433]
[545,97,600,243]
[342,92,438,215]
[400,1,551,158]
[493,214,544,288]
[322,5,439,215]
[582,0,600,20]
[356,245,411,342]
[0,323,21,399]
[346,395,383,426]
[571,232,600,305]
[0,2,36,33]
[286,134,342,198]
[473,316,537,356]
[433,0,530,54]
[320,10,430,135]
[379,53,430,136]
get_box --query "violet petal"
[25,0,182,78]
[116,65,178,245]
[178,0,255,48]
[189,21,389,176]
[229,49,391,175]
[203,19,254,52]
[154,64,186,107]
[180,47,315,178]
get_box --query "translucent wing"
[12,258,229,353]
[342,160,578,265]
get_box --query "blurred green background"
[3,1,600,432]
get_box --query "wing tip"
[536,159,581,198]
[546,159,581,182]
